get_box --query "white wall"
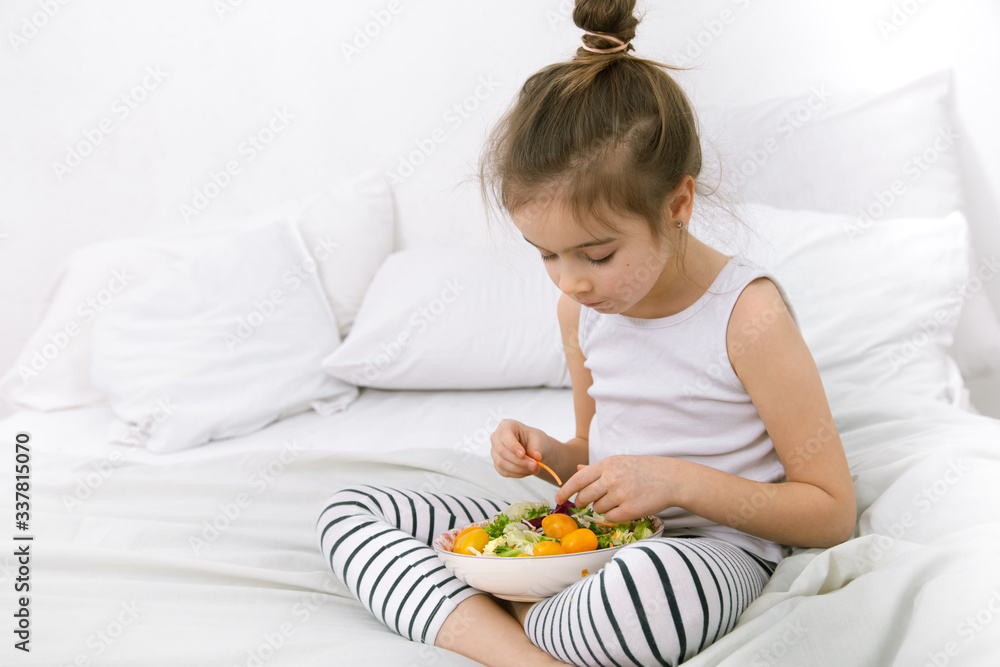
[1,0,998,418]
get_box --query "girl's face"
[512,197,672,316]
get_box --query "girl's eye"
[539,251,615,265]
[588,252,615,266]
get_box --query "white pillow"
[0,228,234,411]
[321,244,570,390]
[0,170,393,411]
[297,171,394,339]
[707,204,971,405]
[698,68,1000,381]
[698,69,960,218]
[950,286,1000,378]
[90,219,357,453]
[325,205,970,402]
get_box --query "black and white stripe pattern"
[317,486,772,664]
[524,537,772,666]
[316,485,506,644]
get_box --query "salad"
[452,500,655,557]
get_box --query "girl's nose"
[557,269,591,296]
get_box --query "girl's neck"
[620,237,730,319]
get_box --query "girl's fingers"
[490,421,548,478]
[494,442,537,477]
[581,482,613,512]
[499,438,532,466]
[499,430,523,458]
[592,498,616,518]
[510,431,539,465]
[555,464,599,505]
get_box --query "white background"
[1,0,998,419]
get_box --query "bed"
[4,380,1000,665]
[3,1,1000,666]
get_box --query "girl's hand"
[555,456,677,523]
[490,419,552,479]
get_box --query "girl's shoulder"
[723,257,797,326]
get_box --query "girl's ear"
[666,175,696,224]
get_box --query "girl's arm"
[719,277,856,547]
[490,294,591,483]
[546,294,595,483]
[556,278,857,549]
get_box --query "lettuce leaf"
[484,513,511,539]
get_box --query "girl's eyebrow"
[521,234,616,253]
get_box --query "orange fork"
[536,460,563,486]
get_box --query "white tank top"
[578,256,794,563]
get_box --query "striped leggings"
[316,486,773,666]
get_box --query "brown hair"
[480,0,713,274]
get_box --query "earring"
[674,220,684,229]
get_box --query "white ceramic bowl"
[432,517,664,602]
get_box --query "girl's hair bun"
[573,0,639,55]
[480,0,706,268]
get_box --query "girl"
[317,1,856,665]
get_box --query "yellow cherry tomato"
[455,525,480,540]
[561,528,598,553]
[533,540,567,556]
[541,513,578,539]
[518,553,533,557]
[453,528,489,555]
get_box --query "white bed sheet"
[2,382,1000,666]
